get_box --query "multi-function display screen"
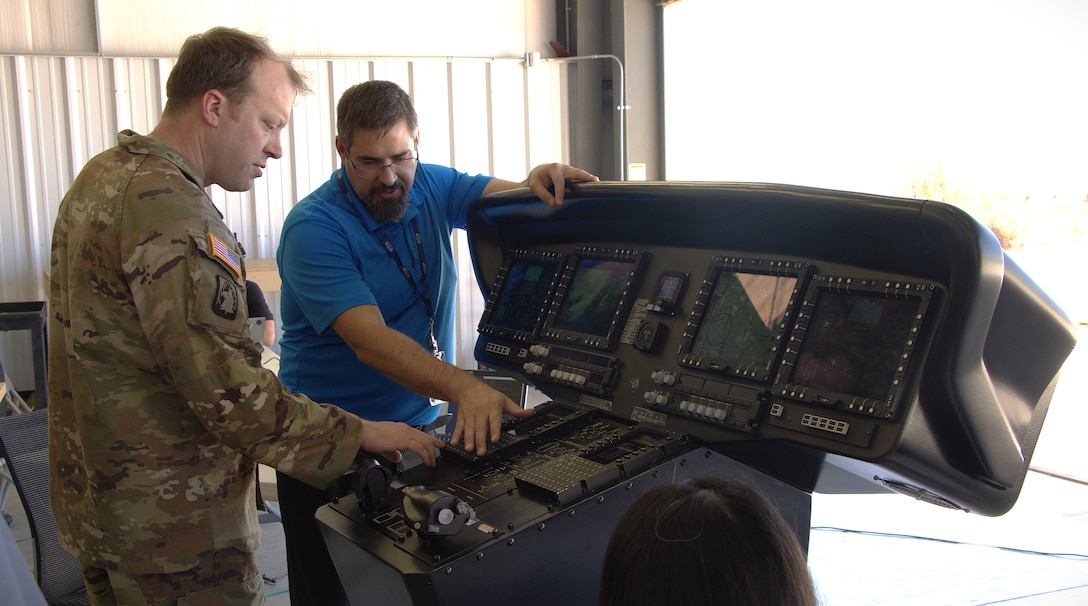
[789,290,921,401]
[773,276,938,418]
[478,251,564,341]
[542,247,648,350]
[679,259,808,381]
[554,258,637,336]
[691,271,797,366]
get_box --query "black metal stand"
[0,302,47,409]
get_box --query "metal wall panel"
[0,0,98,54]
[0,51,569,388]
[1,1,552,59]
[91,1,541,59]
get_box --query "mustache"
[372,180,406,195]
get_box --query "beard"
[361,181,411,222]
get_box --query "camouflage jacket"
[47,130,366,573]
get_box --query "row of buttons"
[642,388,732,422]
[678,398,730,421]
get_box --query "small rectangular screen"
[656,274,683,303]
[690,270,798,368]
[790,291,921,400]
[485,257,562,336]
[553,257,637,338]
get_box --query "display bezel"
[540,246,649,351]
[773,275,939,419]
[677,256,810,382]
[477,249,567,342]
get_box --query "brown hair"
[336,80,419,149]
[162,26,311,115]
[599,476,819,606]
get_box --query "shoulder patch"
[208,232,242,279]
[213,275,240,320]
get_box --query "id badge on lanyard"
[429,320,446,407]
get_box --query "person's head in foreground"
[598,475,818,606]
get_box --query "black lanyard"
[338,171,440,355]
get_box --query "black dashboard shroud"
[466,181,1076,515]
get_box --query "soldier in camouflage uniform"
[47,27,443,605]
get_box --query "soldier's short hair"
[336,80,419,150]
[163,26,311,115]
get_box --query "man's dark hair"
[336,80,419,149]
[163,26,311,115]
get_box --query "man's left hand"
[527,163,599,206]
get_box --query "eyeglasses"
[346,151,418,177]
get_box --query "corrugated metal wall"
[0,51,571,391]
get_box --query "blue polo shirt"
[276,164,492,426]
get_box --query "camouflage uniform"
[47,130,366,579]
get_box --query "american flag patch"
[208,232,242,279]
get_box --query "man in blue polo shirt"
[275,80,598,606]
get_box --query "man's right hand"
[448,380,534,457]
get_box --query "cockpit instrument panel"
[318,182,1077,606]
[467,181,1077,516]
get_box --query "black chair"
[0,407,87,604]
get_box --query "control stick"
[353,456,394,513]
[401,485,474,537]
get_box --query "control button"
[648,367,674,382]
[651,370,678,385]
[529,344,552,357]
